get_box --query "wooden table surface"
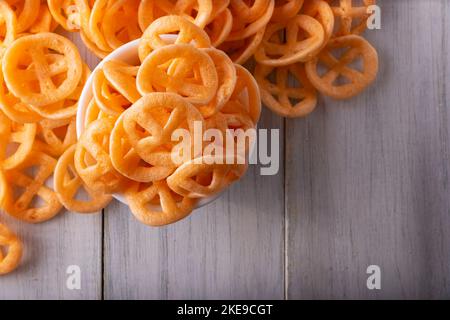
[1,0,450,300]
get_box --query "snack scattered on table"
[0,0,380,275]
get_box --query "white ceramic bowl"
[76,38,222,207]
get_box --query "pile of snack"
[0,0,380,276]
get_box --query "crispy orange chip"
[0,112,36,171]
[0,220,23,275]
[198,48,237,118]
[6,0,40,33]
[74,118,124,194]
[110,114,176,183]
[305,35,378,99]
[271,0,304,22]
[218,27,265,65]
[255,63,318,118]
[54,144,112,213]
[2,33,83,107]
[0,2,17,57]
[254,14,325,66]
[204,8,233,47]
[137,44,218,105]
[328,0,376,36]
[122,93,205,164]
[102,60,141,104]
[125,180,197,227]
[34,117,77,157]
[138,15,211,62]
[2,150,63,223]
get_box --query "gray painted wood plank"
[0,33,102,300]
[104,109,285,299]
[286,0,450,299]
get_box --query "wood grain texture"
[0,33,103,300]
[103,109,285,299]
[286,0,450,299]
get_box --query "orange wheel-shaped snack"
[102,60,141,104]
[110,114,176,183]
[0,112,36,170]
[84,98,110,129]
[92,68,133,117]
[34,117,77,157]
[54,145,112,213]
[6,0,40,33]
[138,15,211,62]
[226,65,261,125]
[204,8,233,48]
[125,180,197,227]
[2,33,83,107]
[29,3,59,34]
[2,151,63,223]
[255,63,318,118]
[230,0,271,22]
[227,0,274,41]
[28,63,90,120]
[303,0,335,49]
[167,155,243,198]
[305,35,378,99]
[47,0,90,31]
[0,2,17,56]
[218,27,265,65]
[122,93,205,164]
[327,0,376,36]
[138,0,166,32]
[102,0,141,50]
[137,44,218,105]
[271,0,304,22]
[198,48,237,118]
[74,118,124,194]
[0,68,42,124]
[88,0,113,52]
[151,0,213,29]
[254,14,325,66]
[80,30,109,59]
[0,221,23,275]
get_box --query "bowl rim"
[76,38,222,208]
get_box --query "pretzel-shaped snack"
[255,63,318,118]
[0,112,36,170]
[327,0,376,36]
[110,114,176,183]
[6,0,40,33]
[0,68,42,124]
[74,117,124,194]
[204,8,233,48]
[102,0,142,50]
[54,145,112,213]
[2,150,63,223]
[28,2,59,34]
[226,65,261,125]
[138,0,166,32]
[271,0,304,22]
[93,68,133,117]
[138,15,211,62]
[102,60,141,104]
[230,0,271,23]
[2,33,83,107]
[254,14,325,67]
[122,93,205,164]
[34,117,77,157]
[227,0,274,41]
[125,180,197,227]
[137,44,218,105]
[48,0,90,31]
[198,48,237,118]
[303,0,335,48]
[0,220,23,275]
[218,27,265,65]
[167,155,243,198]
[28,63,91,120]
[0,2,17,57]
[87,0,113,52]
[305,35,378,99]
[150,0,213,29]
[84,98,110,128]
